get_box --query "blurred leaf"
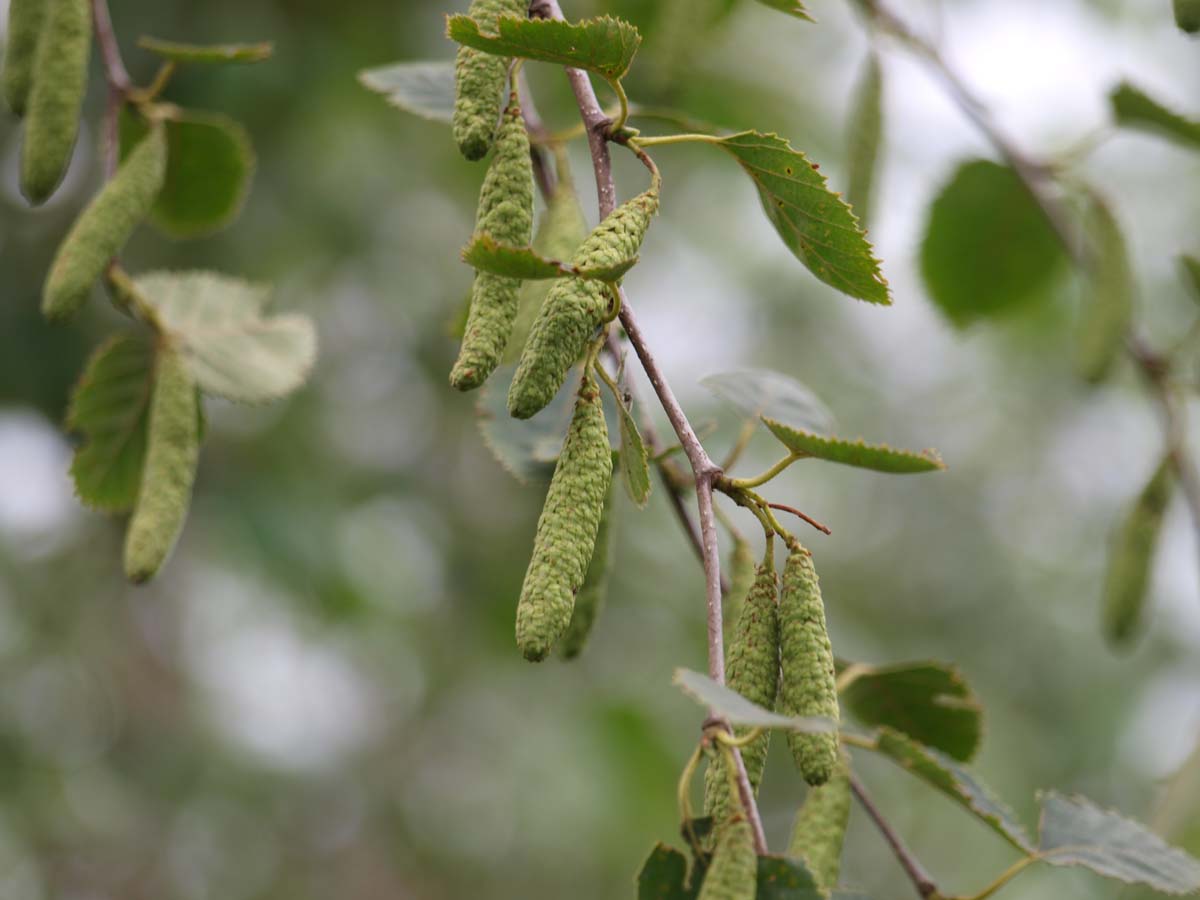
[121,109,255,238]
[673,668,835,733]
[462,234,638,281]
[1037,792,1200,893]
[1109,82,1200,149]
[751,0,814,22]
[755,857,823,899]
[1102,456,1173,648]
[616,392,651,508]
[358,61,455,124]
[868,727,1034,852]
[1180,255,1200,302]
[136,271,317,403]
[845,53,883,229]
[66,334,154,513]
[638,844,699,900]
[1074,193,1134,383]
[476,363,582,482]
[763,417,944,474]
[715,132,890,304]
[702,369,834,435]
[137,35,273,64]
[1177,0,1200,33]
[920,159,1065,326]
[446,14,641,81]
[839,661,982,762]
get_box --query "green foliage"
[476,364,583,483]
[451,0,526,160]
[787,760,851,894]
[1182,255,1200,302]
[1176,0,1200,33]
[844,54,883,229]
[136,35,273,64]
[447,13,643,82]
[2,0,48,116]
[1074,193,1134,383]
[750,0,813,22]
[703,369,833,435]
[1109,82,1200,149]
[838,661,982,762]
[715,132,889,305]
[763,417,944,474]
[358,61,455,123]
[638,844,700,900]
[673,669,835,734]
[66,334,155,513]
[610,383,651,507]
[920,159,1065,326]
[462,234,640,281]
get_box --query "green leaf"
[755,857,871,899]
[137,36,272,64]
[868,728,1033,853]
[1037,792,1200,893]
[135,271,317,403]
[1177,0,1200,33]
[476,363,582,483]
[616,390,651,508]
[920,159,1065,326]
[462,234,638,282]
[66,334,154,513]
[1074,193,1134,383]
[845,53,883,229]
[1109,82,1200,150]
[357,61,455,124]
[763,417,944,474]
[121,109,255,239]
[701,369,834,435]
[715,132,889,304]
[446,14,641,82]
[673,668,836,734]
[638,844,699,900]
[1180,255,1200,304]
[839,661,983,762]
[751,0,814,22]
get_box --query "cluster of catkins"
[3,1,198,582]
[449,0,658,661]
[700,544,846,898]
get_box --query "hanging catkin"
[723,536,756,641]
[787,758,851,894]
[698,753,758,900]
[2,0,48,117]
[558,471,615,659]
[779,545,840,786]
[515,371,612,661]
[507,184,659,419]
[123,345,200,584]
[704,556,779,824]
[452,0,526,160]
[42,123,168,322]
[450,93,534,390]
[19,0,90,204]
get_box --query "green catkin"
[123,346,200,584]
[704,558,779,825]
[779,545,840,786]
[507,184,660,419]
[452,0,526,160]
[699,757,758,900]
[1176,0,1200,33]
[19,0,90,204]
[42,123,168,323]
[3,0,48,116]
[558,471,615,659]
[722,536,756,641]
[450,95,534,390]
[1103,457,1174,646]
[515,371,612,661]
[787,759,851,895]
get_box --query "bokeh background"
[1,0,1199,898]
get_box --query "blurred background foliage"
[1,0,1199,898]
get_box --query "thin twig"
[92,0,131,179]
[849,770,941,899]
[533,0,764,855]
[767,502,831,536]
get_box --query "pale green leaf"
[702,368,834,435]
[845,53,883,228]
[715,131,889,304]
[673,668,836,733]
[66,334,154,513]
[1074,193,1134,383]
[136,271,317,404]
[358,61,455,124]
[752,0,814,22]
[137,36,272,64]
[1037,792,1200,893]
[1110,82,1200,149]
[446,14,641,82]
[615,391,651,508]
[763,417,944,474]
[921,159,1066,326]
[476,363,582,483]
[462,234,638,282]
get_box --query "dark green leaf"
[839,661,983,762]
[476,364,582,483]
[845,53,883,229]
[1177,0,1200,33]
[137,36,272,64]
[715,132,889,304]
[755,857,872,899]
[1037,792,1200,893]
[462,234,638,281]
[868,728,1033,852]
[638,844,700,900]
[763,417,944,474]
[66,334,154,513]
[751,0,814,22]
[357,61,455,124]
[920,159,1065,326]
[1180,255,1200,302]
[1110,82,1200,149]
[701,369,834,435]
[446,14,641,82]
[1074,192,1134,383]
[673,668,836,733]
